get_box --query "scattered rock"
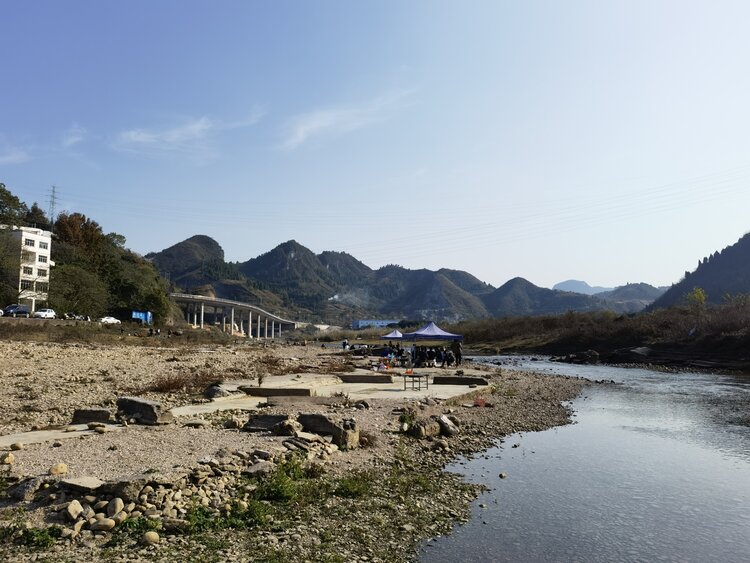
[407,419,441,439]
[90,518,116,532]
[1,452,15,464]
[272,419,303,436]
[10,442,24,451]
[143,530,160,545]
[107,497,125,518]
[183,419,209,428]
[297,413,359,449]
[116,397,174,425]
[49,462,68,476]
[66,499,83,521]
[203,383,231,399]
[242,461,275,477]
[437,415,460,437]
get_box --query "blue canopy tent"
[380,329,404,340]
[402,322,463,341]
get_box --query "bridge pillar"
[230,308,235,336]
[200,302,204,329]
[279,323,282,338]
[271,321,275,339]
[257,315,262,339]
[265,318,268,339]
[248,311,253,338]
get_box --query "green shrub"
[333,472,371,498]
[19,526,62,549]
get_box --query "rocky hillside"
[651,231,750,309]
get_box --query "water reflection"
[421,358,750,562]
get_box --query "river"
[420,357,750,563]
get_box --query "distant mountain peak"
[553,279,613,295]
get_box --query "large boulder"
[297,414,359,449]
[116,397,174,425]
[407,418,442,439]
[437,415,460,437]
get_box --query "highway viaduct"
[170,293,297,339]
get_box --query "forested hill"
[148,236,651,322]
[650,231,750,309]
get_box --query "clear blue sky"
[3,0,750,289]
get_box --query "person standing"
[450,339,463,366]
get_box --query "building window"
[22,266,33,275]
[36,282,49,292]
[39,241,48,250]
[24,239,35,247]
[38,255,48,263]
[37,269,47,278]
[20,280,33,290]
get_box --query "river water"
[420,357,750,563]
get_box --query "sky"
[3,0,750,290]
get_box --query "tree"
[54,212,106,250]
[23,202,52,231]
[0,230,21,305]
[686,286,707,318]
[49,264,109,317]
[0,182,29,225]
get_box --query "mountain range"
[146,236,669,323]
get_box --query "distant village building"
[0,225,55,311]
[350,319,400,330]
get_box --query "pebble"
[10,442,24,451]
[1,452,15,464]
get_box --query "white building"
[1,225,55,311]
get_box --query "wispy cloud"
[61,123,87,148]
[112,108,265,159]
[279,89,413,150]
[0,145,31,166]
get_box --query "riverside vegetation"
[0,327,584,562]
[450,292,750,371]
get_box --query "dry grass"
[139,369,220,394]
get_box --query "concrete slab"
[170,395,265,417]
[0,424,124,449]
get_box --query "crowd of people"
[381,339,463,368]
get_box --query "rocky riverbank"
[0,339,586,562]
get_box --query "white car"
[98,316,121,324]
[33,308,57,319]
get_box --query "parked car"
[33,308,57,319]
[3,304,31,318]
[98,316,121,324]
